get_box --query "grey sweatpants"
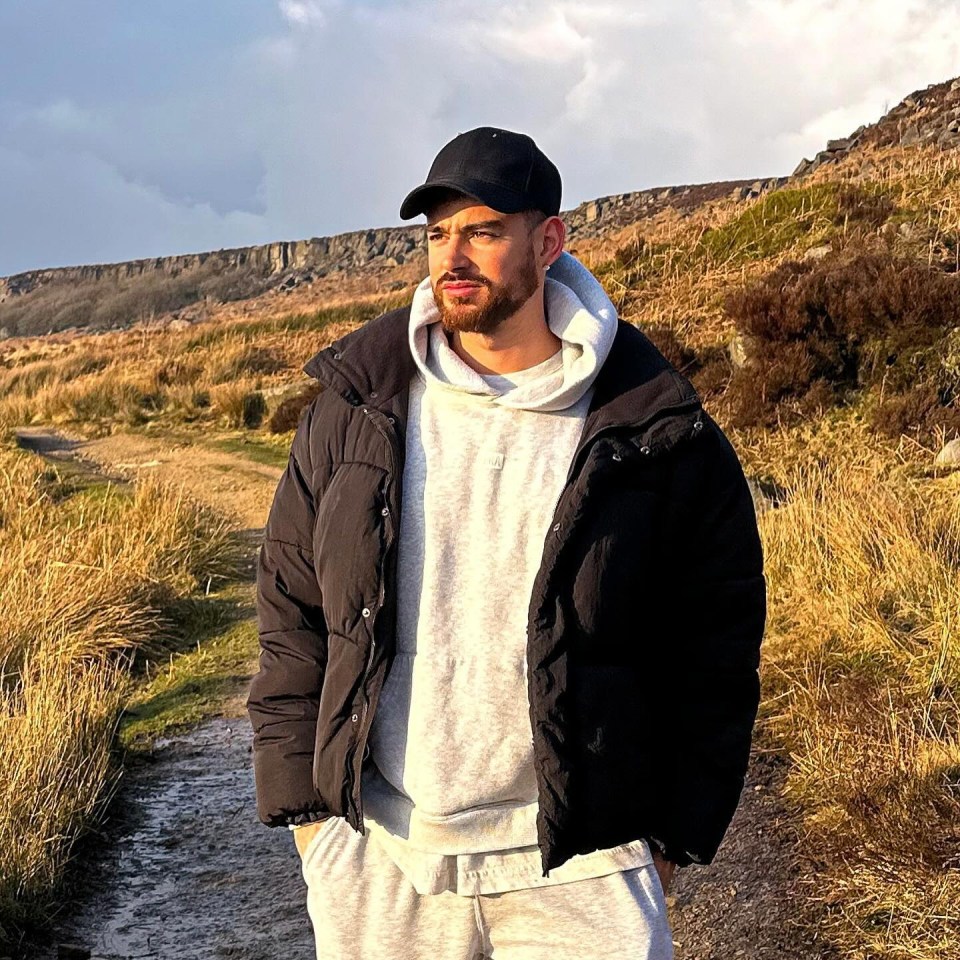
[300,817,675,960]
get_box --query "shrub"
[268,382,323,433]
[868,383,960,443]
[723,250,960,437]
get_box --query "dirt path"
[15,426,281,532]
[17,426,825,960]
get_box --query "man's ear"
[540,215,566,269]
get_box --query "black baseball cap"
[399,126,562,221]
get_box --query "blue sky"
[2,0,959,275]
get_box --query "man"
[247,127,766,960]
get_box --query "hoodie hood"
[408,251,619,413]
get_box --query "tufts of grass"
[0,444,241,948]
[756,435,960,958]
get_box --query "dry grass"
[0,297,402,434]
[747,417,960,958]
[0,441,238,946]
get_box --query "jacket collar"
[303,304,703,457]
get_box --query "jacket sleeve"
[246,397,331,827]
[650,410,767,866]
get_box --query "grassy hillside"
[0,140,959,958]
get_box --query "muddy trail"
[17,426,826,960]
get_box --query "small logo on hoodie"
[485,452,505,470]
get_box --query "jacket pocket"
[567,661,658,845]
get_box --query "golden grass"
[0,442,238,944]
[0,298,399,434]
[749,420,960,958]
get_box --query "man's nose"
[441,234,472,272]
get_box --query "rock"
[747,476,788,512]
[585,201,600,222]
[934,438,960,466]
[826,137,852,152]
[803,244,832,262]
[858,159,877,179]
[168,317,192,331]
[0,326,9,339]
[901,123,921,146]
[792,158,812,177]
[952,79,960,91]
[728,331,753,369]
[749,180,764,194]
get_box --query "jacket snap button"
[387,416,395,424]
[640,445,651,455]
[362,607,371,618]
[612,452,622,462]
[333,352,342,360]
[693,420,703,432]
[381,507,390,517]
[553,522,561,532]
[370,391,378,399]
[351,713,359,723]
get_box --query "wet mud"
[37,718,315,960]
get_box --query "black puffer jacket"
[246,305,767,873]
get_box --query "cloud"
[2,0,960,274]
[278,0,332,27]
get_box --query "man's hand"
[652,849,676,898]
[293,820,328,859]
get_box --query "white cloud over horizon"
[1,0,958,276]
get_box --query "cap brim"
[399,177,530,220]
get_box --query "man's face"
[425,196,543,336]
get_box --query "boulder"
[826,138,853,152]
[934,438,960,466]
[728,331,754,369]
[900,124,921,146]
[803,245,832,262]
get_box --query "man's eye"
[472,231,495,239]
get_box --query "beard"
[432,249,541,336]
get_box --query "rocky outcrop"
[0,175,787,334]
[792,75,960,177]
[0,230,425,302]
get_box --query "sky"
[2,0,959,276]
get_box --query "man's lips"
[442,281,484,294]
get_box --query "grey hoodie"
[360,253,653,894]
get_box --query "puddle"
[37,717,315,960]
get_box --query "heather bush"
[642,324,731,402]
[723,250,960,438]
[267,381,324,434]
